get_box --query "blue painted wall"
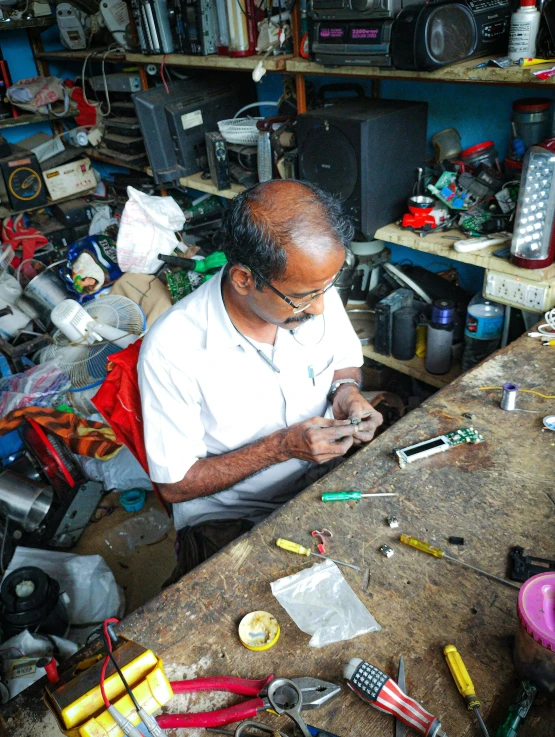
[258,72,555,294]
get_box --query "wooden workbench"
[3,331,555,737]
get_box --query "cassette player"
[310,0,421,21]
[311,20,394,66]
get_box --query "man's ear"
[228,264,254,296]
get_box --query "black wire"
[102,631,142,712]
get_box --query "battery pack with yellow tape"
[44,637,173,737]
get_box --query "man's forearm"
[157,432,287,503]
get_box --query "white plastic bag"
[0,629,78,699]
[3,548,124,642]
[117,186,185,274]
[0,360,71,419]
[271,559,381,648]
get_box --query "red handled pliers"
[156,675,340,729]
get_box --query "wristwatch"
[327,378,360,403]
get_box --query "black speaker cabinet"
[297,98,428,239]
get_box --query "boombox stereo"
[392,0,511,70]
[310,0,420,20]
[297,97,428,239]
[311,19,394,66]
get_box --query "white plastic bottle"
[508,0,541,62]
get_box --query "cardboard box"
[42,157,97,201]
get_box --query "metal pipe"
[0,470,53,531]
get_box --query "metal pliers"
[156,676,340,729]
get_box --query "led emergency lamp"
[511,139,555,269]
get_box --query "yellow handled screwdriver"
[399,535,520,590]
[444,645,489,737]
[276,538,361,571]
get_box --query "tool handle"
[344,659,441,737]
[322,491,361,502]
[276,538,311,556]
[306,725,341,737]
[158,254,196,268]
[443,645,479,709]
[156,698,265,728]
[170,675,273,696]
[400,534,445,559]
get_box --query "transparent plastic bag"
[104,508,172,556]
[270,559,381,648]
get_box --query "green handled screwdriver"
[495,682,536,737]
[322,491,398,502]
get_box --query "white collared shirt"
[138,268,363,530]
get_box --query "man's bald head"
[221,180,354,289]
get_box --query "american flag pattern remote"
[343,659,446,737]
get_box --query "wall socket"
[484,271,555,312]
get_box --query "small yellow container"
[238,611,280,651]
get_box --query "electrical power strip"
[484,270,555,312]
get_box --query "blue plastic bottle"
[461,293,504,371]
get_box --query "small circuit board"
[395,427,484,469]
[166,269,193,304]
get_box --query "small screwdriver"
[276,538,361,571]
[444,645,489,737]
[322,491,398,502]
[399,535,520,590]
[344,658,448,737]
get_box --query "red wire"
[0,646,25,657]
[99,617,120,709]
[161,54,170,95]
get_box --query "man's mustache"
[284,313,315,325]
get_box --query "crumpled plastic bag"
[104,508,172,556]
[0,629,78,700]
[271,559,381,648]
[0,360,71,420]
[3,547,124,643]
[117,186,186,274]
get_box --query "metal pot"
[0,469,53,532]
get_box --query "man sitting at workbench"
[139,180,383,578]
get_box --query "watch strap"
[327,378,359,403]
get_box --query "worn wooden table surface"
[4,331,555,737]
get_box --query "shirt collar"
[205,268,250,351]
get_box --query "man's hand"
[332,385,383,444]
[279,417,359,465]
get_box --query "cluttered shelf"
[285,56,555,87]
[37,49,291,72]
[179,171,246,199]
[85,148,153,176]
[375,222,555,283]
[0,17,55,31]
[347,309,461,389]
[0,110,77,130]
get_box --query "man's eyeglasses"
[246,264,345,313]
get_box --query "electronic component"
[311,20,395,67]
[387,516,399,529]
[0,150,47,211]
[511,140,555,269]
[379,544,394,558]
[510,546,555,582]
[130,0,175,54]
[395,427,484,469]
[205,131,230,190]
[311,0,421,20]
[90,73,142,93]
[449,536,465,545]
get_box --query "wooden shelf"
[348,309,461,389]
[285,57,555,88]
[37,49,125,63]
[0,110,78,130]
[38,49,290,72]
[179,171,245,199]
[0,16,55,31]
[85,149,153,176]
[362,343,461,389]
[126,52,290,72]
[375,222,555,283]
